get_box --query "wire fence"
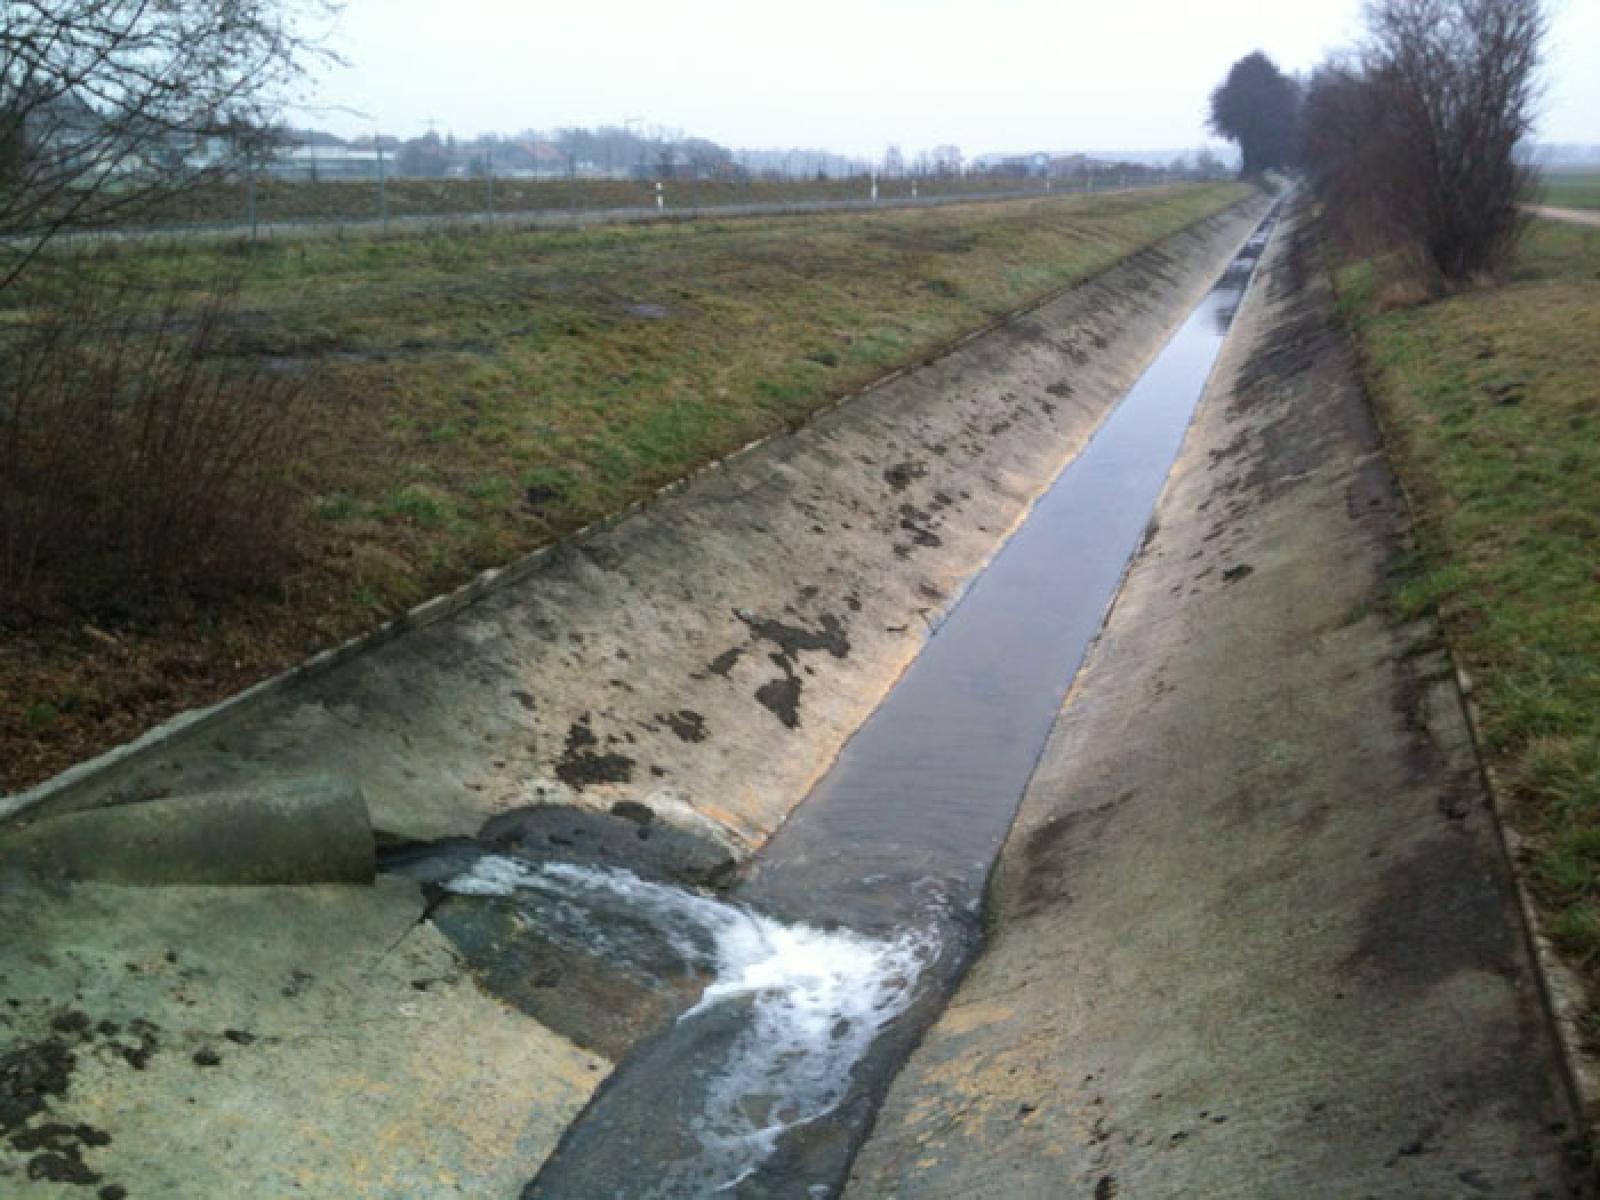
[56,167,1191,247]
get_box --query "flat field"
[1,182,1249,790]
[120,172,1103,230]
[1541,171,1600,212]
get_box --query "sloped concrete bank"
[0,197,1269,1196]
[847,199,1589,1196]
[6,196,1269,849]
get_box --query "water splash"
[445,856,936,1194]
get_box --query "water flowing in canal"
[431,207,1280,1198]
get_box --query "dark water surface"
[522,208,1280,1198]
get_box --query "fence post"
[656,181,664,211]
[247,162,258,242]
[377,136,389,233]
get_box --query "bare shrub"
[1302,0,1547,286]
[0,277,308,614]
[1301,62,1396,256]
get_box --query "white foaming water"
[445,855,936,1194]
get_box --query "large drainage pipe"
[0,773,375,886]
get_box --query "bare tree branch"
[0,0,341,289]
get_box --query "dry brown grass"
[0,279,308,616]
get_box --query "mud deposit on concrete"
[2,198,1277,1197]
[0,1010,151,1194]
[522,209,1280,1198]
[848,200,1586,1199]
[11,198,1273,862]
[554,715,637,789]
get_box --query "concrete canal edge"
[845,198,1593,1196]
[1,193,1270,840]
[0,196,1273,1196]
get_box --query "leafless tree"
[1301,59,1397,255]
[0,0,339,289]
[1302,0,1546,284]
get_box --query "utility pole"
[485,143,495,222]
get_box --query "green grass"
[75,183,1251,603]
[1336,217,1600,996]
[3,183,1252,789]
[1541,171,1600,212]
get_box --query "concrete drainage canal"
[381,206,1282,1199]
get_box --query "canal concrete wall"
[846,199,1587,1196]
[0,197,1271,1195]
[6,195,1272,857]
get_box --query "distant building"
[970,151,1052,177]
[263,145,385,181]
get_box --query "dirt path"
[1529,204,1600,227]
[847,199,1588,1196]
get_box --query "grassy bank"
[116,173,1111,231]
[1,182,1249,791]
[1541,172,1600,212]
[1336,217,1600,1027]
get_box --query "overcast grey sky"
[309,0,1599,155]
